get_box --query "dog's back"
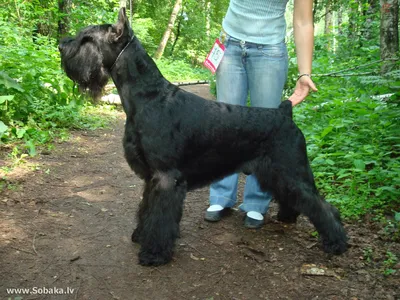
[278,100,293,119]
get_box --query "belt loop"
[220,31,226,44]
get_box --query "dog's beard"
[60,40,111,102]
[77,68,109,102]
[61,57,110,102]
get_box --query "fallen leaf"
[300,264,340,278]
[190,253,199,261]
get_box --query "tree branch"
[313,58,399,77]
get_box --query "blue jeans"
[209,33,288,214]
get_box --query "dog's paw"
[322,238,348,255]
[131,228,142,244]
[276,212,298,224]
[138,250,172,266]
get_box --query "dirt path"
[1,85,399,300]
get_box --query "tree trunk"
[324,2,332,34]
[362,0,379,41]
[129,0,135,24]
[348,0,359,42]
[380,0,399,73]
[337,7,343,35]
[206,0,211,39]
[58,0,71,39]
[312,0,318,23]
[324,0,332,50]
[153,0,182,60]
[170,13,183,56]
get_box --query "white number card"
[204,39,225,74]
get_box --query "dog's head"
[59,8,133,100]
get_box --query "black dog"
[59,8,348,266]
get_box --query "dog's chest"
[122,126,151,179]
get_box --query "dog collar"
[110,36,135,71]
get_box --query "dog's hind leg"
[136,170,187,266]
[251,156,299,223]
[294,186,347,254]
[276,174,347,254]
[255,163,348,255]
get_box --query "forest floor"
[0,85,399,300]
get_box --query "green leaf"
[353,159,365,171]
[326,159,335,166]
[0,95,14,104]
[25,140,36,157]
[16,128,26,139]
[320,126,333,138]
[0,121,8,135]
[0,71,24,92]
[378,186,398,194]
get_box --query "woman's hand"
[288,75,318,106]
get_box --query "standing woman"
[205,0,318,228]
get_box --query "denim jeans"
[209,33,288,214]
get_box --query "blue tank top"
[222,0,289,45]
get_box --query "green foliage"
[289,26,400,219]
[0,0,398,222]
[379,212,400,242]
[294,94,399,218]
[67,1,120,35]
[133,0,225,63]
[156,59,209,82]
[0,18,116,159]
[383,251,398,276]
[363,247,374,263]
[132,18,158,53]
[362,247,398,275]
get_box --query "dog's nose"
[58,42,67,52]
[58,37,73,51]
[58,40,66,51]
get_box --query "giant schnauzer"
[59,8,348,266]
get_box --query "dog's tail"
[279,100,293,119]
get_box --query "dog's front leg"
[136,170,187,266]
[132,180,152,244]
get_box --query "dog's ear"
[112,7,129,41]
[118,7,128,27]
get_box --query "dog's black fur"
[59,8,348,266]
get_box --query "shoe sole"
[204,208,231,222]
[244,216,264,229]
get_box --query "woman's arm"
[289,0,318,106]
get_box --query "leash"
[110,36,135,72]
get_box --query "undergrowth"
[0,21,119,163]
[1,14,398,223]
[156,58,209,82]
[292,66,400,221]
